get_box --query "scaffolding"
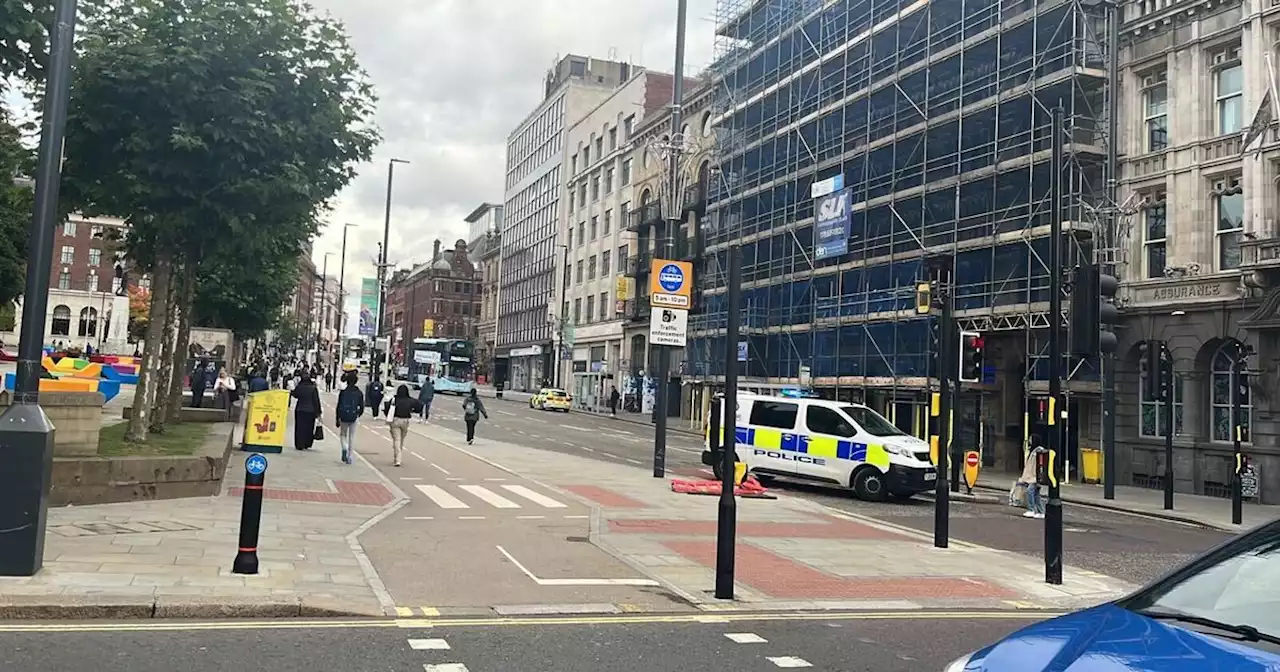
[689,0,1116,417]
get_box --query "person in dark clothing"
[290,374,323,450]
[385,384,423,466]
[335,379,365,465]
[269,366,281,388]
[366,379,385,418]
[190,364,207,408]
[324,370,335,393]
[417,378,435,423]
[461,389,488,445]
[609,388,620,416]
[248,370,269,393]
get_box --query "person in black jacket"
[385,384,422,466]
[366,378,385,418]
[290,374,323,450]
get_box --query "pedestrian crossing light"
[958,330,984,383]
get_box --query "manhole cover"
[48,520,203,537]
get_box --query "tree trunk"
[166,268,196,423]
[149,262,181,434]
[124,249,174,443]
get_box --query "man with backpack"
[335,378,365,465]
[461,389,488,445]
[366,378,385,419]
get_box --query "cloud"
[305,0,720,328]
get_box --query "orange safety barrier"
[670,475,775,499]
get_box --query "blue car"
[947,520,1280,670]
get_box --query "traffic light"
[1140,340,1164,400]
[1069,263,1121,356]
[958,330,984,383]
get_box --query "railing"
[1240,236,1280,270]
[626,201,663,232]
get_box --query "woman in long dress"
[290,373,322,450]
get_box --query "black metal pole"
[1101,0,1120,503]
[1045,106,1065,585]
[1232,351,1244,525]
[715,244,742,600]
[375,160,406,382]
[934,264,952,550]
[1163,343,1174,510]
[232,455,268,574]
[0,0,78,578]
[316,254,328,362]
[333,224,351,382]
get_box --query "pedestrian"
[609,387,620,417]
[1017,436,1047,519]
[290,373,323,451]
[324,370,334,393]
[247,369,269,393]
[386,384,422,466]
[190,362,208,408]
[366,377,385,419]
[335,377,365,465]
[269,365,280,389]
[461,388,488,445]
[417,377,435,424]
[213,367,237,418]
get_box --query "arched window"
[1211,342,1251,442]
[78,307,99,337]
[1139,362,1183,438]
[701,111,713,137]
[51,305,71,336]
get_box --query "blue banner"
[814,188,852,261]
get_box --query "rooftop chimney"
[433,239,441,260]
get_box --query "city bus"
[343,336,370,372]
[407,338,475,394]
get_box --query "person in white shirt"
[213,367,238,418]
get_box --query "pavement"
[0,611,1046,671]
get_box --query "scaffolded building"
[688,0,1116,461]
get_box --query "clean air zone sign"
[649,259,693,308]
[814,188,852,261]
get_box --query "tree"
[126,285,150,340]
[272,312,305,352]
[0,107,32,305]
[61,0,379,442]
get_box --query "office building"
[466,202,503,380]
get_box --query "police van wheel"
[711,461,723,481]
[852,468,888,502]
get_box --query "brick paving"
[608,516,909,540]
[561,484,648,509]
[229,480,395,506]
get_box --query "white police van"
[701,392,937,501]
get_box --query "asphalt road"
[456,392,1233,587]
[0,612,1043,671]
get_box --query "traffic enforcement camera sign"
[649,307,689,347]
[649,259,693,308]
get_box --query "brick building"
[381,239,481,359]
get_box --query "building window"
[591,175,600,201]
[77,307,98,337]
[58,271,70,290]
[586,295,595,322]
[588,255,597,279]
[624,115,635,139]
[89,248,101,266]
[575,260,584,284]
[577,182,586,206]
[1139,370,1183,438]
[1215,58,1243,135]
[599,291,608,317]
[601,250,611,275]
[594,136,603,158]
[604,167,614,193]
[1142,71,1168,151]
[608,127,617,150]
[1143,195,1167,279]
[62,221,76,237]
[577,222,585,246]
[618,245,628,272]
[1215,177,1244,270]
[87,270,98,292]
[603,209,612,235]
[51,305,71,335]
[60,245,74,264]
[571,154,577,176]
[583,145,590,166]
[1211,342,1252,443]
[570,59,586,76]
[573,298,581,324]
[112,276,122,294]
[590,216,598,240]
[568,189,574,212]
[620,158,631,185]
[567,228,573,248]
[91,225,104,239]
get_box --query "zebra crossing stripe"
[415,485,468,509]
[501,484,568,508]
[459,485,520,509]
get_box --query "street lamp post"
[554,243,570,388]
[316,252,331,365]
[374,158,409,382]
[0,0,80,577]
[333,223,355,382]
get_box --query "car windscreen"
[841,406,907,437]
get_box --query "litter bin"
[1080,448,1102,484]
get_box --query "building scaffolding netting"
[687,0,1114,393]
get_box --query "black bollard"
[233,453,269,575]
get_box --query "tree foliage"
[0,107,32,305]
[192,233,303,340]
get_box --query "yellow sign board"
[649,259,693,309]
[243,389,289,453]
[423,319,435,337]
[963,450,981,490]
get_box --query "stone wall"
[0,390,104,457]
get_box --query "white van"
[701,393,937,501]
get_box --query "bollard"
[713,395,736,600]
[232,453,269,575]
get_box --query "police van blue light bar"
[778,388,819,398]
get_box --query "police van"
[701,393,937,501]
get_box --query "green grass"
[97,421,214,457]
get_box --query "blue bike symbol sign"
[658,264,684,292]
[649,259,693,308]
[245,454,268,476]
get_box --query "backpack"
[463,399,478,415]
[337,391,360,423]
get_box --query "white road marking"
[496,410,517,416]
[430,463,451,475]
[411,451,426,461]
[483,477,506,482]
[415,485,469,509]
[403,516,435,520]
[565,426,592,432]
[423,664,469,672]
[624,458,643,465]
[322,478,340,494]
[563,515,589,519]
[495,545,659,586]
[501,485,567,509]
[446,477,463,481]
[407,638,450,650]
[460,485,521,508]
[767,657,813,668]
[400,477,423,481]
[725,633,767,644]
[607,427,636,435]
[579,446,595,452]
[516,515,546,520]
[458,516,486,520]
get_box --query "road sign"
[245,453,268,476]
[649,259,693,309]
[649,306,689,347]
[963,450,980,490]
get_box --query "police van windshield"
[842,406,907,437]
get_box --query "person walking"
[290,373,323,451]
[324,370,335,393]
[461,389,488,445]
[609,387,620,417]
[335,377,365,465]
[1016,436,1047,519]
[190,363,208,408]
[366,378,385,419]
[386,384,422,466]
[417,378,435,424]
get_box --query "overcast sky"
[306,0,719,331]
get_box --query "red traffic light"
[966,335,984,350]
